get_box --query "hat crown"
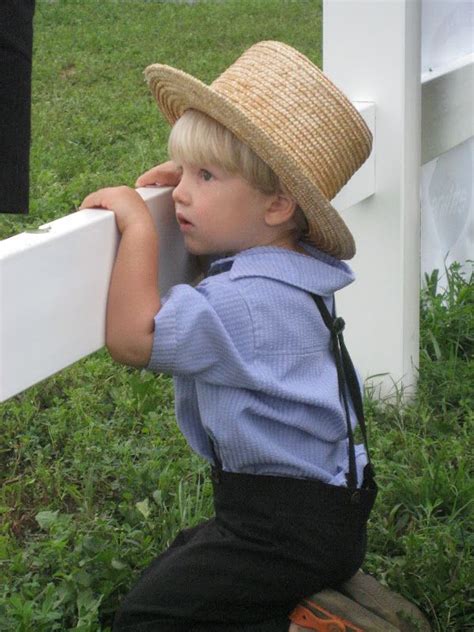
[210,41,372,200]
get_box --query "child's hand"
[79,186,152,234]
[135,160,182,187]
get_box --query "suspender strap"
[311,295,374,489]
[209,437,222,470]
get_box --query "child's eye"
[199,169,213,181]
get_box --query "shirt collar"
[208,243,354,296]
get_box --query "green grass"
[1,360,212,630]
[1,2,473,630]
[362,263,474,631]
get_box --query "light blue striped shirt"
[147,242,367,486]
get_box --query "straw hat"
[145,41,372,259]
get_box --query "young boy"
[80,41,377,632]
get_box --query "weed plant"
[362,262,473,631]
[1,2,473,630]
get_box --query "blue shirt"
[146,242,367,486]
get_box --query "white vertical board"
[0,187,200,403]
[323,0,422,395]
[420,0,474,281]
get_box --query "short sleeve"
[146,280,255,386]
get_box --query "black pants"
[0,1,35,214]
[113,466,376,631]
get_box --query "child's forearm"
[106,219,160,366]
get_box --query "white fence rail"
[0,188,200,402]
[421,52,473,164]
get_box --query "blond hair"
[168,109,308,235]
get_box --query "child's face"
[172,162,279,255]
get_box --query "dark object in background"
[0,1,36,215]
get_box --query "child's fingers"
[135,161,181,187]
[79,192,99,210]
[79,188,120,211]
[79,190,108,210]
[135,164,167,187]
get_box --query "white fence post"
[324,0,422,396]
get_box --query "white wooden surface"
[324,0,423,396]
[0,187,200,402]
[421,52,473,164]
[420,0,473,280]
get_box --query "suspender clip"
[332,316,345,335]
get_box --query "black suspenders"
[311,294,375,489]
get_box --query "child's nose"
[172,179,190,205]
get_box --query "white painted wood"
[421,0,473,73]
[0,187,200,403]
[421,53,474,164]
[421,138,473,281]
[324,0,422,396]
[420,0,473,284]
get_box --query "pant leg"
[115,618,289,632]
[113,517,298,632]
[113,469,376,632]
[0,1,35,214]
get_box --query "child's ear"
[264,193,297,227]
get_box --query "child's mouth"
[176,212,193,228]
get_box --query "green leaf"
[427,330,442,361]
[135,498,151,519]
[35,510,60,530]
[111,558,127,570]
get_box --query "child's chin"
[184,238,228,257]
[185,241,218,256]
[185,243,206,256]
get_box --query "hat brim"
[145,64,355,259]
